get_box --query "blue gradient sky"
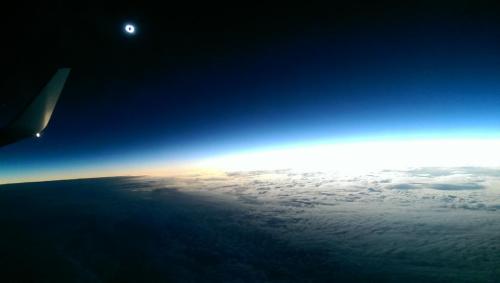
[3,2,500,182]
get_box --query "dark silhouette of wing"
[0,68,70,147]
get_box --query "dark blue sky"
[3,1,500,182]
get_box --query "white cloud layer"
[136,166,500,281]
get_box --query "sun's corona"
[124,24,136,34]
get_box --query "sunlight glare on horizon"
[196,139,500,173]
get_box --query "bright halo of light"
[197,139,500,173]
[35,133,40,138]
[124,24,136,34]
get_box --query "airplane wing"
[0,68,70,147]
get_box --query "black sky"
[4,1,500,180]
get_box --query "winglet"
[0,68,70,147]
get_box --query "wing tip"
[0,67,71,148]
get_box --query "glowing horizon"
[195,138,500,173]
[5,136,500,185]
